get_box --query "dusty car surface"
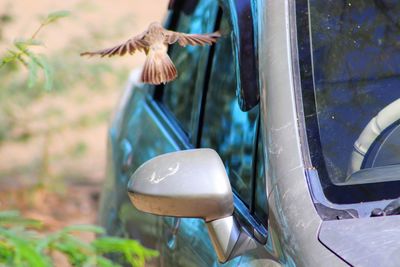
[99,0,400,266]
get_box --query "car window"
[162,0,218,136]
[298,0,400,203]
[308,0,400,182]
[200,14,259,206]
[254,130,268,224]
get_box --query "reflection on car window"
[163,0,218,135]
[308,1,400,183]
[201,15,258,206]
[254,130,268,224]
[298,0,400,203]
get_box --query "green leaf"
[94,256,121,267]
[37,224,104,253]
[17,50,50,87]
[0,210,42,228]
[14,38,43,47]
[0,210,20,219]
[28,59,39,88]
[39,56,53,90]
[51,235,93,266]
[24,50,42,66]
[44,10,71,24]
[93,237,159,266]
[1,50,19,66]
[0,211,156,267]
[15,55,28,67]
[0,228,51,267]
[28,54,53,90]
[14,41,27,52]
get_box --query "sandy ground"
[0,0,168,260]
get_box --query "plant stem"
[31,23,45,40]
[0,22,43,69]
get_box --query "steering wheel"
[348,98,400,176]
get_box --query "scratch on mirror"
[149,162,180,184]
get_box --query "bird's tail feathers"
[141,50,177,85]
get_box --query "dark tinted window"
[254,130,268,224]
[298,0,400,203]
[309,0,400,183]
[163,0,218,134]
[201,15,258,206]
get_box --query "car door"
[98,0,218,264]
[165,5,271,265]
[155,1,222,266]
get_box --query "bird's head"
[148,22,163,32]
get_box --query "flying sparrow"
[81,22,220,85]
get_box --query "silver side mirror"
[127,148,259,262]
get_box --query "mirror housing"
[127,149,260,262]
[127,148,233,222]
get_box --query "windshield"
[297,0,400,203]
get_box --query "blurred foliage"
[0,211,158,266]
[0,5,13,41]
[69,142,88,158]
[0,8,128,145]
[0,10,71,90]
[0,7,156,267]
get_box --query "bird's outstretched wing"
[80,32,149,57]
[165,31,220,47]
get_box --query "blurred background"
[0,0,167,246]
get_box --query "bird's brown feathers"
[166,31,221,47]
[141,49,177,85]
[80,22,221,84]
[80,33,148,57]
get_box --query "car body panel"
[99,84,180,250]
[319,216,400,266]
[258,0,345,266]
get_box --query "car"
[99,0,400,266]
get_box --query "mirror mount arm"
[206,215,259,263]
